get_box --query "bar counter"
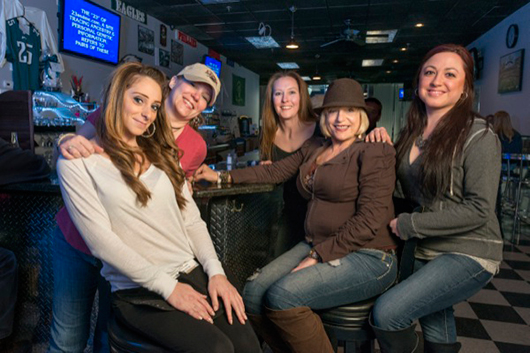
[0,179,283,352]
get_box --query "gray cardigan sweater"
[396,118,503,262]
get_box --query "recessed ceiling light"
[415,23,424,28]
[386,70,392,74]
[400,47,407,51]
[365,29,398,44]
[301,76,312,81]
[277,62,300,69]
[312,75,322,81]
[245,36,280,49]
[362,59,384,67]
[392,59,399,63]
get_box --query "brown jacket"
[230,138,397,262]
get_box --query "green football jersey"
[5,18,42,90]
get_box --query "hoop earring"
[414,88,418,96]
[142,123,156,138]
[461,91,469,100]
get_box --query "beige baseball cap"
[177,63,221,106]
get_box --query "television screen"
[204,55,222,77]
[399,88,404,100]
[59,0,121,65]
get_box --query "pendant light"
[286,6,299,50]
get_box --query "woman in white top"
[57,63,259,352]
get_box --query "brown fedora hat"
[314,78,366,114]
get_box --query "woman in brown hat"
[194,78,399,352]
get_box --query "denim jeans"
[243,241,397,315]
[372,253,494,343]
[48,227,111,353]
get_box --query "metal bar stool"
[108,315,168,353]
[512,153,530,245]
[317,239,418,353]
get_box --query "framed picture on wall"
[158,48,170,68]
[160,24,167,46]
[498,49,524,93]
[232,74,245,106]
[171,40,183,65]
[138,25,154,55]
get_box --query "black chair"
[318,239,418,353]
[108,315,168,353]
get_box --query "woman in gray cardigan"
[195,78,398,352]
[367,44,502,352]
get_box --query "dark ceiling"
[126,0,529,85]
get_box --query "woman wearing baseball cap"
[195,78,398,352]
[49,63,221,353]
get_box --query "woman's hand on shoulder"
[193,164,218,183]
[365,127,393,145]
[259,160,272,166]
[208,274,247,325]
[167,282,215,323]
[59,135,104,159]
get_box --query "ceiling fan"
[321,19,365,47]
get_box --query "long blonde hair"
[96,63,187,209]
[260,71,317,160]
[492,110,515,142]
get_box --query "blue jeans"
[49,227,111,353]
[243,242,397,314]
[372,254,494,343]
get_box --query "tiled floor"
[452,236,530,353]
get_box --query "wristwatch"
[309,248,322,262]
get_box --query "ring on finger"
[67,145,74,152]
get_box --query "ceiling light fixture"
[400,47,407,51]
[393,59,399,63]
[286,6,299,50]
[415,23,424,28]
[277,62,300,69]
[312,74,322,81]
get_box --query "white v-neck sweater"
[57,154,224,300]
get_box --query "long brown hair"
[96,63,187,208]
[260,71,317,160]
[492,110,514,142]
[395,44,479,200]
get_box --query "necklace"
[171,126,184,131]
[415,134,427,150]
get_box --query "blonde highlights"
[96,63,187,209]
[319,107,369,139]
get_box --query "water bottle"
[226,153,233,171]
[10,132,20,148]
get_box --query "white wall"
[467,2,530,134]
[0,0,260,122]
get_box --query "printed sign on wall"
[111,0,146,24]
[232,74,245,106]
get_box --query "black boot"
[424,340,462,353]
[370,317,418,353]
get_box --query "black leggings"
[111,266,260,353]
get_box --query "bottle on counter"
[10,132,20,148]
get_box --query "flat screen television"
[59,0,121,65]
[203,55,222,77]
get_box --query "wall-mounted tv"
[59,0,121,65]
[203,55,222,77]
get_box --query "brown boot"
[265,306,334,353]
[247,313,290,353]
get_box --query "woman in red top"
[49,63,220,353]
